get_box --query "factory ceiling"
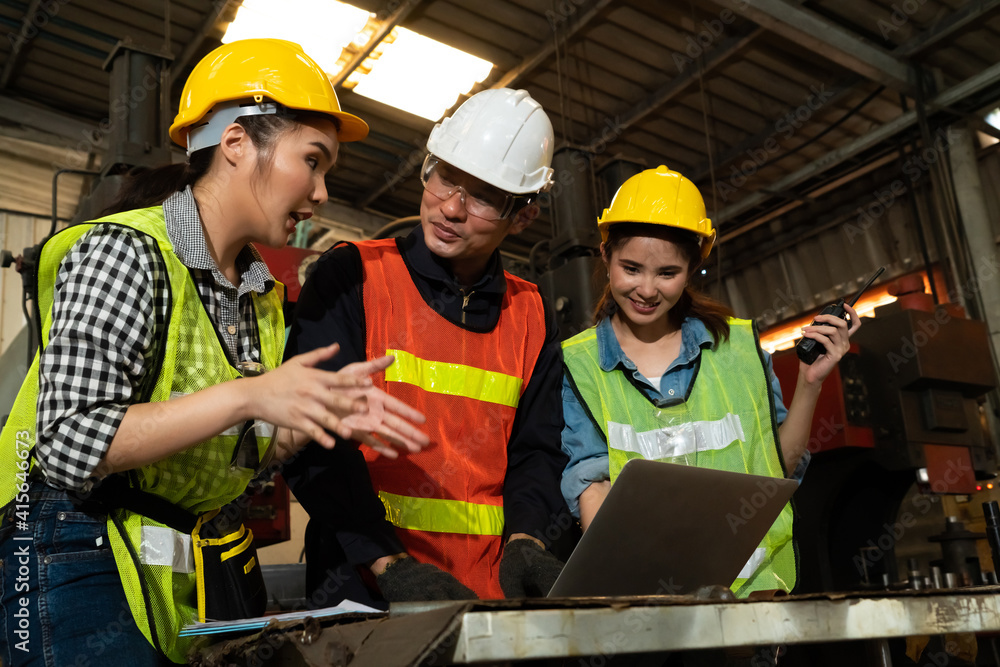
[1,0,999,267]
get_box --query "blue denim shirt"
[561,316,807,517]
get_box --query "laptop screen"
[548,459,797,597]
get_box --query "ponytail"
[102,150,212,215]
[593,222,733,345]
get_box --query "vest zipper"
[461,289,473,325]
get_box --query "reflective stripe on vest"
[356,238,546,599]
[607,414,746,462]
[385,348,523,407]
[562,318,796,597]
[378,491,505,536]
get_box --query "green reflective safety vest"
[561,317,796,597]
[0,206,285,663]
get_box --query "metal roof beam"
[713,60,1000,225]
[692,1,1000,185]
[896,0,1000,57]
[170,0,238,84]
[331,0,425,88]
[355,0,612,209]
[689,76,862,183]
[585,26,764,153]
[0,95,107,153]
[493,0,616,90]
[1,0,45,90]
[712,0,913,93]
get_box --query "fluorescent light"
[348,27,494,121]
[221,1,494,122]
[222,0,371,73]
[987,108,1000,131]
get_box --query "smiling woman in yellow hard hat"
[0,39,429,665]
[559,165,861,598]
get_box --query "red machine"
[245,244,321,547]
[771,272,997,592]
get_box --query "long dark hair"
[594,222,733,345]
[103,111,340,216]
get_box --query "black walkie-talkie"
[795,266,885,365]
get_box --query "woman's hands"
[247,344,429,460]
[797,303,862,385]
[336,360,430,459]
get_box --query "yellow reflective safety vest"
[561,317,797,597]
[0,206,284,662]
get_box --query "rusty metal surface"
[419,587,1000,663]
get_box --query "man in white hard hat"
[284,89,571,602]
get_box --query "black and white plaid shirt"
[36,186,276,491]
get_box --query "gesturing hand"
[248,345,427,458]
[336,357,430,458]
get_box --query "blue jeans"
[1,481,173,666]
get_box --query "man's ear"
[508,202,540,235]
[217,123,250,165]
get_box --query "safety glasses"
[420,154,531,221]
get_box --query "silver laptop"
[548,459,798,597]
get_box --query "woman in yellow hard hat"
[560,165,860,598]
[0,39,428,665]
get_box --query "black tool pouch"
[192,507,267,622]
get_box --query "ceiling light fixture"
[222,0,494,122]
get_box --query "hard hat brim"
[330,111,369,143]
[169,102,370,148]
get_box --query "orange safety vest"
[356,239,546,598]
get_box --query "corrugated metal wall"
[709,144,1000,329]
[0,213,49,357]
[0,134,93,359]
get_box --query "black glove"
[499,538,565,598]
[375,556,478,601]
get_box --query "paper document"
[179,600,383,637]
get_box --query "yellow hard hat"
[597,165,716,259]
[168,38,369,150]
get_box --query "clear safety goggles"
[420,154,531,221]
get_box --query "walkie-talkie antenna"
[796,265,887,365]
[846,266,885,307]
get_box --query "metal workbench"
[195,587,1000,666]
[415,588,1000,664]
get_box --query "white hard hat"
[426,88,555,195]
